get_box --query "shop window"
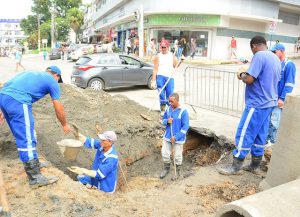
[279,10,300,25]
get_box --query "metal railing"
[184,66,245,117]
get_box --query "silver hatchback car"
[71,53,154,90]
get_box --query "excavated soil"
[0,84,265,217]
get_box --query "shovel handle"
[0,167,10,214]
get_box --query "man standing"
[151,40,178,114]
[68,131,118,193]
[0,66,71,187]
[266,43,296,145]
[229,36,237,59]
[218,36,281,175]
[160,93,189,180]
[15,49,25,71]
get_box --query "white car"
[70,45,94,61]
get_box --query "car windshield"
[76,56,92,65]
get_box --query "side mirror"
[139,63,144,68]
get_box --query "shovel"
[0,166,11,217]
[140,57,185,121]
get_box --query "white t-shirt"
[157,52,174,77]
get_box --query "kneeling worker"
[68,130,118,193]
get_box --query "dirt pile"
[193,181,258,214]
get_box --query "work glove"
[67,166,96,178]
[236,67,248,80]
[150,80,157,90]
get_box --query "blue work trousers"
[233,106,274,159]
[266,107,282,144]
[156,75,174,106]
[0,94,38,162]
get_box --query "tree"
[66,7,84,42]
[55,17,70,42]
[31,0,52,20]
[54,0,82,17]
[20,15,38,36]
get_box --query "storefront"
[144,14,220,58]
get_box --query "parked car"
[71,53,154,91]
[70,45,94,61]
[49,48,61,60]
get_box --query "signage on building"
[147,14,220,27]
[269,21,277,33]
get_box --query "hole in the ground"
[220,210,245,217]
[127,129,223,180]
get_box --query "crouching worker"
[68,131,118,193]
[160,93,189,180]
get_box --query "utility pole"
[37,14,41,52]
[138,4,144,58]
[51,10,56,48]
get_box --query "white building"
[0,19,26,51]
[86,0,300,59]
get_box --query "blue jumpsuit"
[0,71,60,162]
[233,51,281,159]
[78,138,118,193]
[267,59,296,143]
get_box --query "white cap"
[98,131,117,142]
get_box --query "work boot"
[23,159,59,188]
[243,155,262,174]
[217,156,244,175]
[171,165,181,181]
[160,163,170,179]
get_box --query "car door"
[95,55,123,87]
[119,55,147,85]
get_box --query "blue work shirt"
[277,59,296,101]
[80,138,118,193]
[15,51,22,60]
[0,71,60,105]
[162,106,189,144]
[246,51,281,108]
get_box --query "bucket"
[57,139,83,161]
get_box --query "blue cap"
[47,65,61,75]
[271,43,285,51]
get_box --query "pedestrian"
[0,65,71,188]
[160,93,189,180]
[190,38,197,59]
[229,36,237,59]
[134,37,139,56]
[126,37,131,55]
[61,46,65,60]
[147,38,156,60]
[218,35,281,175]
[15,49,25,71]
[151,40,178,115]
[68,131,118,193]
[266,43,296,146]
[43,50,47,61]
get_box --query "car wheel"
[88,78,105,91]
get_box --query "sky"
[0,0,92,20]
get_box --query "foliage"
[66,7,84,42]
[21,0,83,48]
[53,0,82,17]
[20,15,38,35]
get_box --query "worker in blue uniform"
[218,36,281,175]
[0,66,71,188]
[68,131,118,193]
[266,43,296,145]
[160,92,189,180]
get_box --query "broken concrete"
[260,95,300,190]
[216,178,300,217]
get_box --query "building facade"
[0,19,26,53]
[84,0,300,59]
